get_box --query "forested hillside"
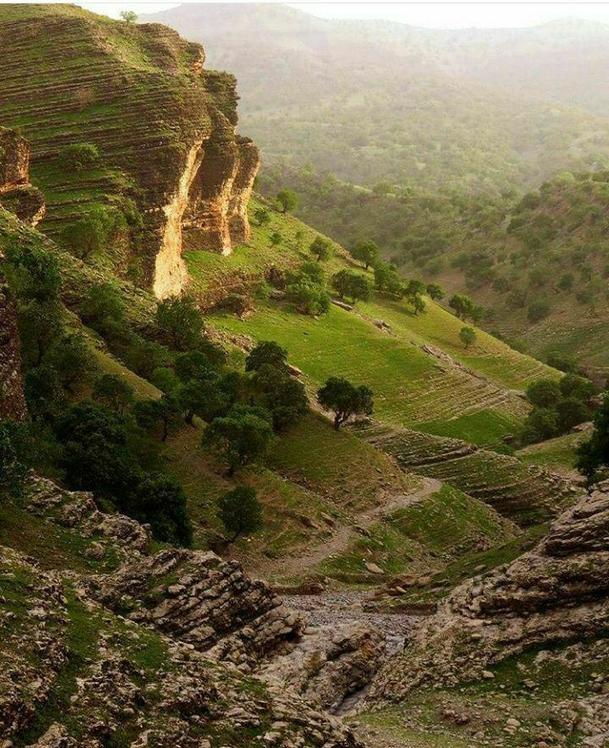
[142,4,609,195]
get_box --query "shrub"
[156,295,203,351]
[527,300,550,323]
[59,143,99,171]
[526,379,561,409]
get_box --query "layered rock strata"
[370,482,609,702]
[0,7,259,299]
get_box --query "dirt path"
[260,476,442,578]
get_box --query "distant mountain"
[142,4,609,193]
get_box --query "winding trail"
[261,476,443,578]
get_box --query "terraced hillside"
[0,4,258,297]
[193,199,560,446]
[352,421,575,525]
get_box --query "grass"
[207,301,522,445]
[517,429,589,474]
[318,484,517,583]
[162,413,418,564]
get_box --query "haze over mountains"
[144,4,609,193]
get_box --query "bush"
[204,404,274,475]
[0,421,30,499]
[526,379,561,409]
[331,270,371,303]
[521,408,559,444]
[59,143,99,171]
[156,295,203,351]
[128,474,192,547]
[527,300,550,323]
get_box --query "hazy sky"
[28,1,609,29]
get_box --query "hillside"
[143,4,609,195]
[261,164,609,376]
[0,3,259,298]
[3,6,607,747]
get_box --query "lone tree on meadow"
[309,236,332,263]
[217,485,263,543]
[120,10,138,23]
[350,239,379,270]
[276,189,298,214]
[459,326,476,349]
[317,377,374,430]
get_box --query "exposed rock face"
[0,259,27,421]
[87,548,306,669]
[261,622,385,712]
[0,127,45,226]
[0,545,364,748]
[370,483,609,703]
[25,475,151,559]
[0,127,29,191]
[0,7,259,299]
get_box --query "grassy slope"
[516,427,590,475]
[190,198,559,447]
[317,483,519,584]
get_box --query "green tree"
[526,379,561,409]
[204,405,274,475]
[55,402,140,498]
[374,262,404,298]
[426,283,444,301]
[80,282,125,338]
[245,341,288,373]
[92,374,134,415]
[60,206,117,260]
[559,373,595,402]
[309,236,332,262]
[459,326,476,349]
[521,408,559,444]
[128,474,192,546]
[46,333,93,392]
[217,485,263,543]
[0,421,30,499]
[133,395,180,442]
[254,207,271,226]
[286,279,330,316]
[527,300,550,323]
[276,189,298,213]
[270,231,282,247]
[350,239,379,270]
[317,377,374,430]
[156,295,203,351]
[251,364,308,431]
[60,143,100,171]
[576,392,609,486]
[178,376,230,425]
[331,270,370,304]
[556,398,589,432]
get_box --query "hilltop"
[0,3,258,297]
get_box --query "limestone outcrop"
[370,482,609,703]
[0,7,259,300]
[0,127,45,226]
[87,548,306,668]
[0,545,364,747]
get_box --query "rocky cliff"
[0,472,377,746]
[0,5,259,299]
[370,482,609,703]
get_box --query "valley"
[1,3,609,748]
